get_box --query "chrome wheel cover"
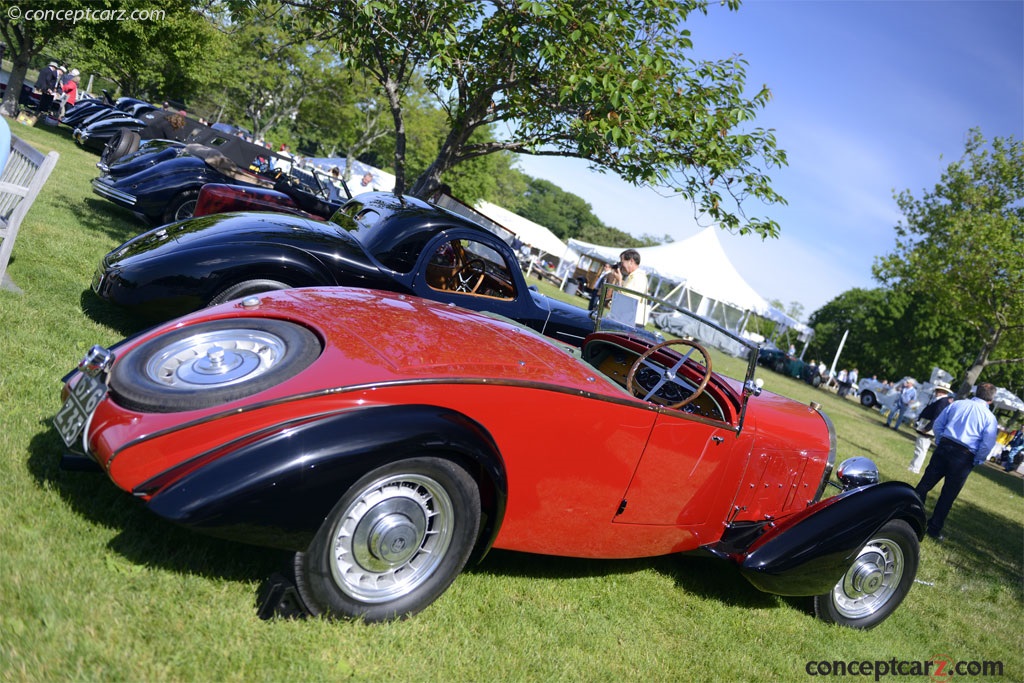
[144,328,288,389]
[831,535,905,619]
[329,473,455,603]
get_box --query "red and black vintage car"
[56,287,924,628]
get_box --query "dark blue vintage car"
[91,192,642,346]
[757,347,823,386]
[73,98,158,151]
[97,138,186,176]
[91,140,300,224]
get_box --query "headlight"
[835,457,879,490]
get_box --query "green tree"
[50,1,220,102]
[0,0,88,116]
[514,177,656,247]
[873,130,1024,395]
[805,288,960,382]
[518,178,604,240]
[213,3,336,140]
[294,0,786,237]
[294,75,393,179]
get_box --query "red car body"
[57,287,924,627]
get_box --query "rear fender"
[190,242,339,296]
[142,404,507,557]
[732,481,925,596]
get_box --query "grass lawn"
[1,120,1021,682]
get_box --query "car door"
[613,407,753,531]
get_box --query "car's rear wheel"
[163,188,200,224]
[860,391,876,408]
[108,318,321,412]
[294,457,480,622]
[209,279,292,306]
[813,520,918,629]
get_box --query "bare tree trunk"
[0,54,30,117]
[957,327,1001,397]
[382,75,406,195]
[409,123,474,198]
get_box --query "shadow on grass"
[79,288,152,338]
[926,490,1024,588]
[79,197,149,244]
[472,548,783,612]
[24,427,288,584]
[972,462,1024,495]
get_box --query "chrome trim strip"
[813,408,838,502]
[107,375,738,464]
[91,178,137,205]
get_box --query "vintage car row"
[91,191,634,346]
[91,135,313,224]
[56,286,925,628]
[757,346,823,386]
[72,97,159,152]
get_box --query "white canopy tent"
[304,158,396,195]
[567,227,812,345]
[475,200,569,258]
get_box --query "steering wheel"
[454,258,486,293]
[625,339,713,409]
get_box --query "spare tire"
[109,318,322,413]
[101,129,141,166]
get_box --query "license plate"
[54,375,107,447]
[91,267,104,293]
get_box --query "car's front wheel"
[294,457,481,622]
[860,391,877,408]
[813,519,918,629]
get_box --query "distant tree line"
[3,4,1017,394]
[807,130,1022,398]
[3,1,750,245]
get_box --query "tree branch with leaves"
[873,129,1024,395]
[287,0,787,237]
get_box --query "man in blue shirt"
[914,382,999,541]
[886,379,918,429]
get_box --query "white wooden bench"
[0,134,60,286]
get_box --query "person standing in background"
[908,381,953,474]
[915,382,999,541]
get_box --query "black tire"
[860,392,876,408]
[294,456,481,622]
[773,359,786,373]
[811,374,822,387]
[109,318,321,413]
[209,279,292,306]
[101,129,140,166]
[162,188,201,224]
[813,519,918,629]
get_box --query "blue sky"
[516,0,1024,318]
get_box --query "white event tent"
[475,200,568,258]
[566,227,812,346]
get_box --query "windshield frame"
[594,283,761,434]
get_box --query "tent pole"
[829,329,849,383]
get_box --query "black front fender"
[733,481,925,596]
[143,404,507,554]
